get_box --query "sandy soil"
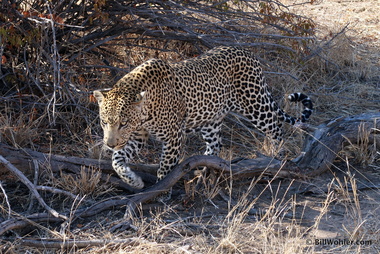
[287,0,380,41]
[287,0,380,64]
[284,0,380,250]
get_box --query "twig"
[124,156,230,217]
[35,186,83,201]
[0,181,11,220]
[0,155,68,220]
[0,197,129,235]
[0,212,63,236]
[27,159,40,213]
[18,237,150,249]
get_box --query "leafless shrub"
[0,0,317,155]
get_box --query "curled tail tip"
[288,93,298,101]
[288,92,313,123]
[288,92,309,102]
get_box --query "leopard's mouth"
[113,143,126,151]
[104,141,126,151]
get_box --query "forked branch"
[0,155,67,220]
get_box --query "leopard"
[93,46,313,200]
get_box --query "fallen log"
[0,142,296,191]
[0,143,158,176]
[1,113,378,181]
[0,112,379,236]
[294,112,380,176]
[0,143,157,191]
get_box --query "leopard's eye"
[120,120,127,126]
[101,120,107,125]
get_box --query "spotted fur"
[94,46,313,199]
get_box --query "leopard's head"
[94,87,146,151]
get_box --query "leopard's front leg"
[112,130,148,189]
[155,131,183,201]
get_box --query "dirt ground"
[274,0,380,250]
[288,0,380,63]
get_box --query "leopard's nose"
[106,139,124,150]
[105,139,118,149]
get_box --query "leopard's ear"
[133,91,146,104]
[93,90,105,104]
[132,91,146,112]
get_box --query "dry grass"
[51,167,116,199]
[10,170,376,254]
[2,171,379,253]
[1,0,380,253]
[341,122,378,166]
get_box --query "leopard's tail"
[281,93,313,124]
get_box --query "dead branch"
[0,201,119,236]
[35,186,82,200]
[125,156,228,213]
[0,155,67,220]
[0,143,157,192]
[294,112,380,176]
[17,238,149,249]
[0,213,64,236]
[0,181,11,220]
